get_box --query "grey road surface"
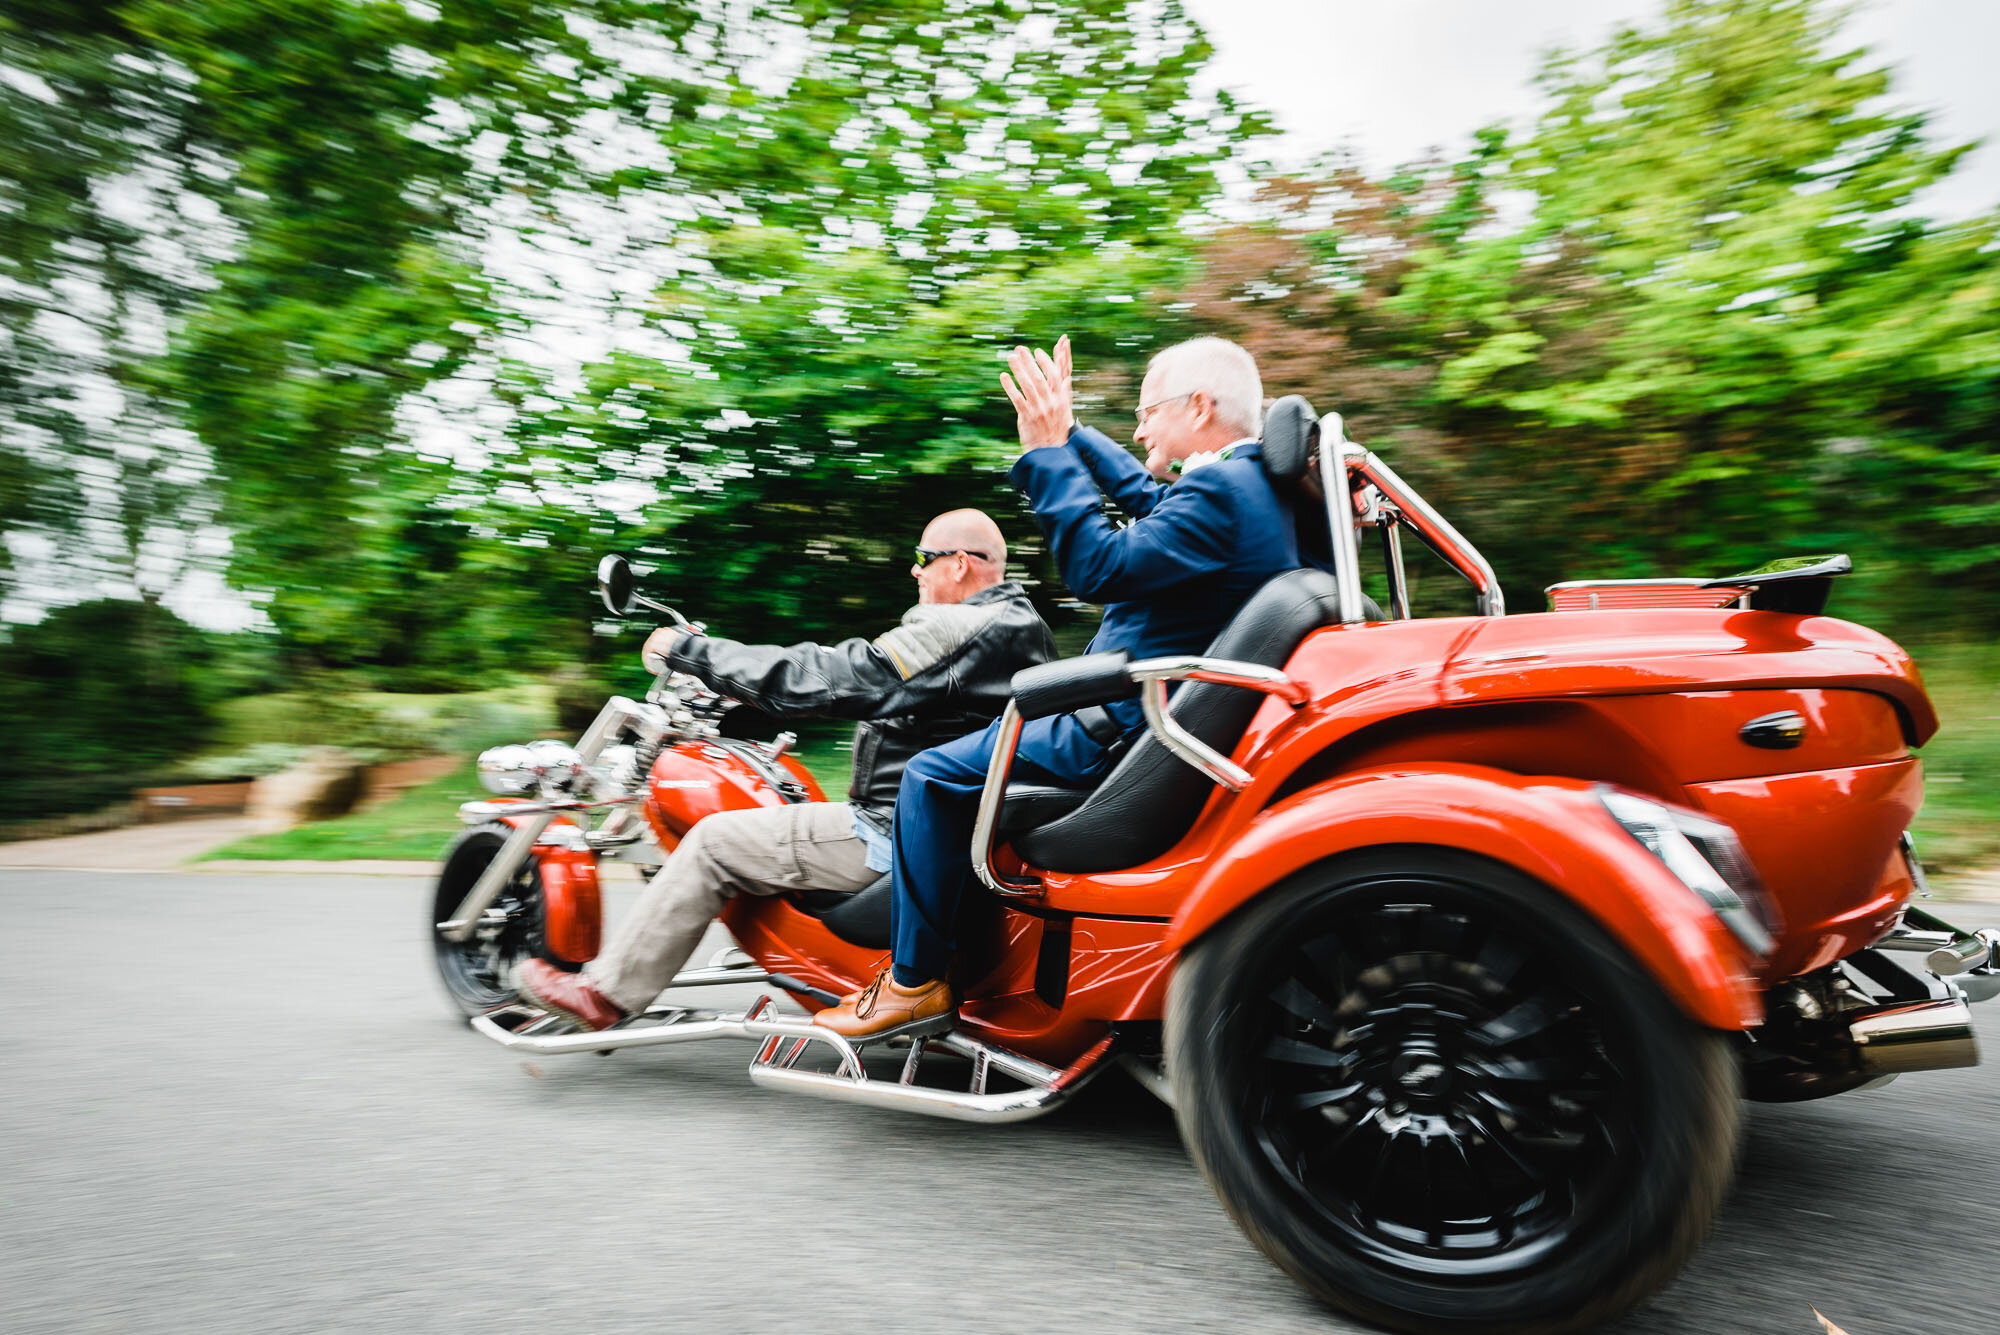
[4,870,1997,1335]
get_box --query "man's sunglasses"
[914,546,991,569]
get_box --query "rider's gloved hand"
[641,626,686,675]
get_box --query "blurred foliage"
[204,681,554,757]
[4,0,2000,834]
[0,599,224,817]
[1183,0,2000,621]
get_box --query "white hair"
[1147,336,1263,438]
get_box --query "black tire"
[430,822,581,1019]
[1166,846,1740,1335]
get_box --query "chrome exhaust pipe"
[1850,997,1979,1075]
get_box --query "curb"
[191,859,440,876]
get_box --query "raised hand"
[1000,333,1073,453]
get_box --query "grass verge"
[1907,641,2000,884]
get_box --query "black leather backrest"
[1012,568,1344,874]
[1260,395,1317,482]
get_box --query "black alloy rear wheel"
[430,821,581,1018]
[1166,847,1740,1335]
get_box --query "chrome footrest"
[746,1028,1117,1124]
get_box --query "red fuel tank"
[644,739,828,850]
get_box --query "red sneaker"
[514,959,627,1031]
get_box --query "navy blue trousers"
[888,711,1121,984]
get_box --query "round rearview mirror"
[596,554,635,617]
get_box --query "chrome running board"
[472,994,863,1075]
[471,964,1126,1123]
[747,1030,1118,1124]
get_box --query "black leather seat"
[1010,566,1346,873]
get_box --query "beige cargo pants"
[585,801,879,1014]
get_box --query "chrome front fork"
[436,697,648,942]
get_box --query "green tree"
[1178,0,2000,627]
[1409,0,2000,613]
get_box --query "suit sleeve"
[1066,424,1169,518]
[1010,445,1243,604]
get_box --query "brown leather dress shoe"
[514,959,627,1031]
[812,967,955,1041]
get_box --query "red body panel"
[639,605,1933,1064]
[535,844,604,965]
[646,741,828,847]
[1157,765,1764,1030]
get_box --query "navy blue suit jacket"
[1009,424,1303,732]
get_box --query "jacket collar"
[965,580,1027,605]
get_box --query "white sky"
[1182,0,2000,220]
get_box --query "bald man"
[514,510,1056,1030]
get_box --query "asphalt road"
[5,869,1998,1335]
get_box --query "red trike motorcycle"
[430,399,1997,1335]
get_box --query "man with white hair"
[814,334,1304,1041]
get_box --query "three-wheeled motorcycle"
[430,398,1997,1335]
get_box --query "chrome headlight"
[523,738,586,791]
[1599,788,1777,957]
[476,744,538,795]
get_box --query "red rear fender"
[1164,764,1764,1031]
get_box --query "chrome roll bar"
[970,656,1308,897]
[1317,414,1371,625]
[1314,411,1504,620]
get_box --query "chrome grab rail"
[968,701,1039,896]
[970,656,1307,897]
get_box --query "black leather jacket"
[665,581,1056,829]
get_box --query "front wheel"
[430,822,580,1018]
[1166,847,1740,1335]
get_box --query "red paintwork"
[645,741,830,849]
[574,605,1938,1067]
[535,844,603,964]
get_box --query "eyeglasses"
[1135,392,1192,426]
[914,547,991,569]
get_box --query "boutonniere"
[1171,444,1235,476]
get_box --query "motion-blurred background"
[2,0,1994,881]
